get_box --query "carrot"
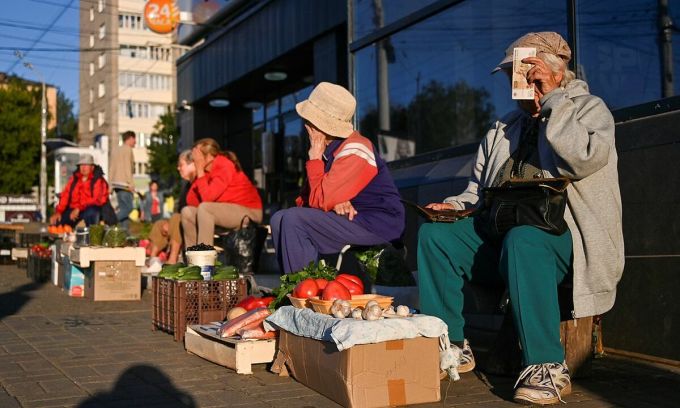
[217,307,271,338]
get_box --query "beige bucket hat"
[492,32,572,73]
[295,82,356,138]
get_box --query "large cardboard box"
[85,260,141,301]
[273,331,440,408]
[64,261,86,297]
[185,322,277,374]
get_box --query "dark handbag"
[480,177,570,239]
[220,216,268,274]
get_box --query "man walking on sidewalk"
[109,130,136,228]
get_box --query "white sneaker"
[513,362,572,405]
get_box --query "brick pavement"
[1,264,680,407]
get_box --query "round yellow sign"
[144,0,179,34]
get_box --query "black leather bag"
[480,178,570,239]
[220,216,268,274]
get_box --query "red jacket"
[186,155,262,209]
[56,170,109,214]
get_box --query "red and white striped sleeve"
[306,136,378,211]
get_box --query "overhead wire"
[6,0,76,73]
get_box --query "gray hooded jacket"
[443,80,624,318]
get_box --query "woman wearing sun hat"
[270,82,405,275]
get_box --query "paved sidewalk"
[1,264,679,407]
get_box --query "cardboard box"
[70,246,145,268]
[85,260,141,301]
[185,322,277,374]
[64,261,86,297]
[273,331,440,408]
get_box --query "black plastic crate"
[27,253,51,283]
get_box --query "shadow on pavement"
[0,281,45,321]
[475,355,680,407]
[78,364,196,408]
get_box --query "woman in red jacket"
[181,138,263,246]
[50,154,109,227]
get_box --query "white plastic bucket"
[185,250,217,280]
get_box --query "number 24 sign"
[144,0,180,34]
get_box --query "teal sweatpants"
[417,217,572,365]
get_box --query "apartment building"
[79,0,177,190]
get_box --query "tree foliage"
[0,77,41,193]
[50,91,78,142]
[147,112,179,193]
[359,80,495,155]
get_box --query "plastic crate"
[27,253,51,283]
[152,277,176,333]
[152,277,246,342]
[20,232,49,248]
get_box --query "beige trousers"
[181,202,263,247]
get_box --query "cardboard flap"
[270,349,290,377]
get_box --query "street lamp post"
[15,52,48,222]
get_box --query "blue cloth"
[324,139,405,243]
[271,207,388,274]
[115,189,133,228]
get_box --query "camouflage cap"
[492,32,572,73]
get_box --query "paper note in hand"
[512,47,536,100]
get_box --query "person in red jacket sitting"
[50,154,109,227]
[181,138,263,246]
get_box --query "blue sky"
[1,0,80,111]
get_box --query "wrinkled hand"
[333,201,357,221]
[425,202,455,211]
[523,56,562,97]
[306,123,326,161]
[69,208,80,221]
[49,213,60,225]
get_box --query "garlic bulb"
[351,308,363,320]
[383,305,396,315]
[340,300,352,317]
[362,304,382,321]
[396,305,410,317]
[365,300,379,309]
[331,299,351,318]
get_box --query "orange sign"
[144,0,180,34]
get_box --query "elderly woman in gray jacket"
[418,32,624,405]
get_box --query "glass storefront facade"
[251,85,314,210]
[351,0,680,161]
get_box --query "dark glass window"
[576,0,663,109]
[352,0,440,40]
[354,0,567,160]
[667,1,680,97]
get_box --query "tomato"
[293,279,319,299]
[236,296,258,311]
[336,274,364,292]
[236,295,276,311]
[321,281,351,301]
[314,278,329,291]
[335,276,364,296]
[337,274,363,289]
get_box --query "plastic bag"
[220,217,267,274]
[103,225,128,247]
